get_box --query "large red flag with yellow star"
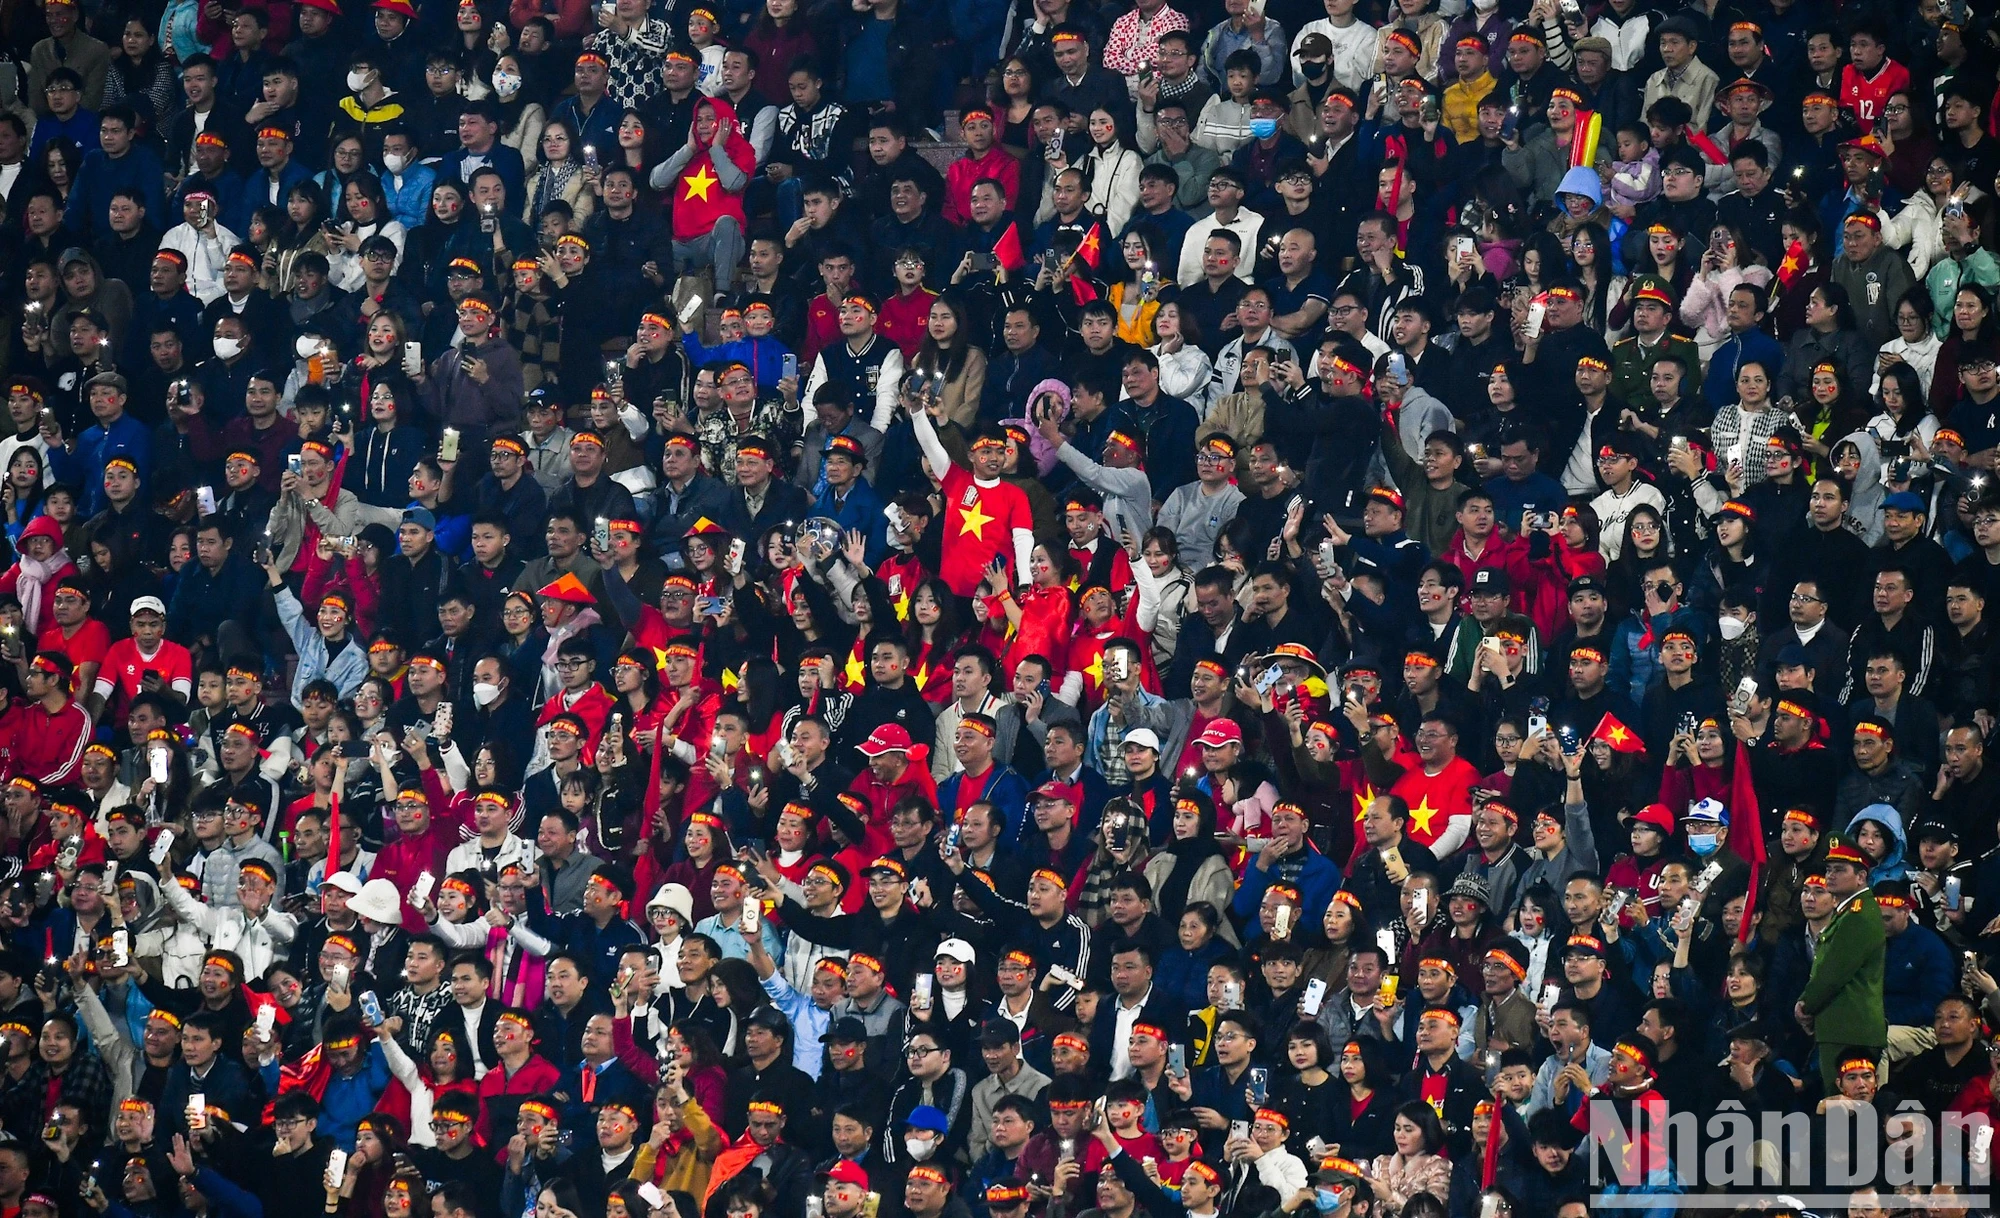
[1590,713,1647,754]
[668,96,756,243]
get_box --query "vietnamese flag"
[1076,221,1104,271]
[1070,274,1100,305]
[992,222,1027,273]
[1591,713,1646,754]
[1775,239,1806,289]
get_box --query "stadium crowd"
[3,0,2000,1215]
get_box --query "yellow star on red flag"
[684,163,718,202]
[959,499,993,539]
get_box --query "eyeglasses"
[555,658,590,669]
[905,1045,940,1057]
[1156,116,1188,128]
[1789,592,1823,604]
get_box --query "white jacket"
[1080,144,1143,236]
[160,875,298,979]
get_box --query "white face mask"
[1717,615,1747,640]
[904,1137,936,1161]
[492,71,522,98]
[1473,0,1497,9]
[212,337,243,360]
[294,335,322,358]
[383,151,410,174]
[347,69,372,91]
[472,681,502,707]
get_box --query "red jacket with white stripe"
[1,695,92,785]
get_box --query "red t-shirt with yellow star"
[937,465,1031,597]
[1387,755,1481,850]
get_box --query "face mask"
[473,682,501,707]
[212,337,243,360]
[383,151,410,174]
[904,1138,935,1161]
[1473,0,1496,9]
[492,71,522,98]
[347,69,371,91]
[1249,118,1279,139]
[1717,615,1747,640]
[1688,833,1719,856]
[1314,1189,1346,1213]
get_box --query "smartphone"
[1254,663,1286,695]
[187,1092,208,1132]
[196,485,217,515]
[1168,1042,1187,1077]
[1730,676,1757,717]
[331,962,351,989]
[439,427,461,463]
[1378,974,1399,1004]
[150,828,175,865]
[358,990,383,1026]
[727,538,746,574]
[1229,1120,1251,1142]
[1947,875,1964,911]
[1539,981,1562,1014]
[1411,888,1429,924]
[593,516,611,553]
[287,453,303,476]
[324,1148,348,1191]
[1525,296,1547,340]
[913,973,933,1005]
[781,353,798,381]
[1499,102,1521,142]
[1221,979,1242,1009]
[402,341,424,376]
[411,872,435,906]
[741,902,760,935]
[1302,977,1327,1016]
[639,1185,666,1210]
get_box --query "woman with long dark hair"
[901,579,970,703]
[1565,220,1624,336]
[104,16,176,122]
[1329,1041,1397,1163]
[326,172,407,293]
[1142,787,1239,944]
[909,295,986,429]
[1934,284,2000,418]
[1604,503,1671,622]
[744,0,818,106]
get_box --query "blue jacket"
[1703,326,1785,411]
[681,332,794,389]
[1609,604,1707,707]
[50,411,152,517]
[812,477,888,565]
[316,1042,392,1148]
[938,763,1032,843]
[169,553,267,646]
[275,585,370,701]
[1232,843,1339,925]
[228,160,314,237]
[66,144,169,241]
[31,108,100,157]
[379,161,439,230]
[1882,920,1954,1029]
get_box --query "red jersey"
[1840,59,1909,126]
[38,619,111,672]
[95,637,194,716]
[877,287,937,358]
[803,293,840,365]
[1388,755,1481,851]
[936,465,1031,597]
